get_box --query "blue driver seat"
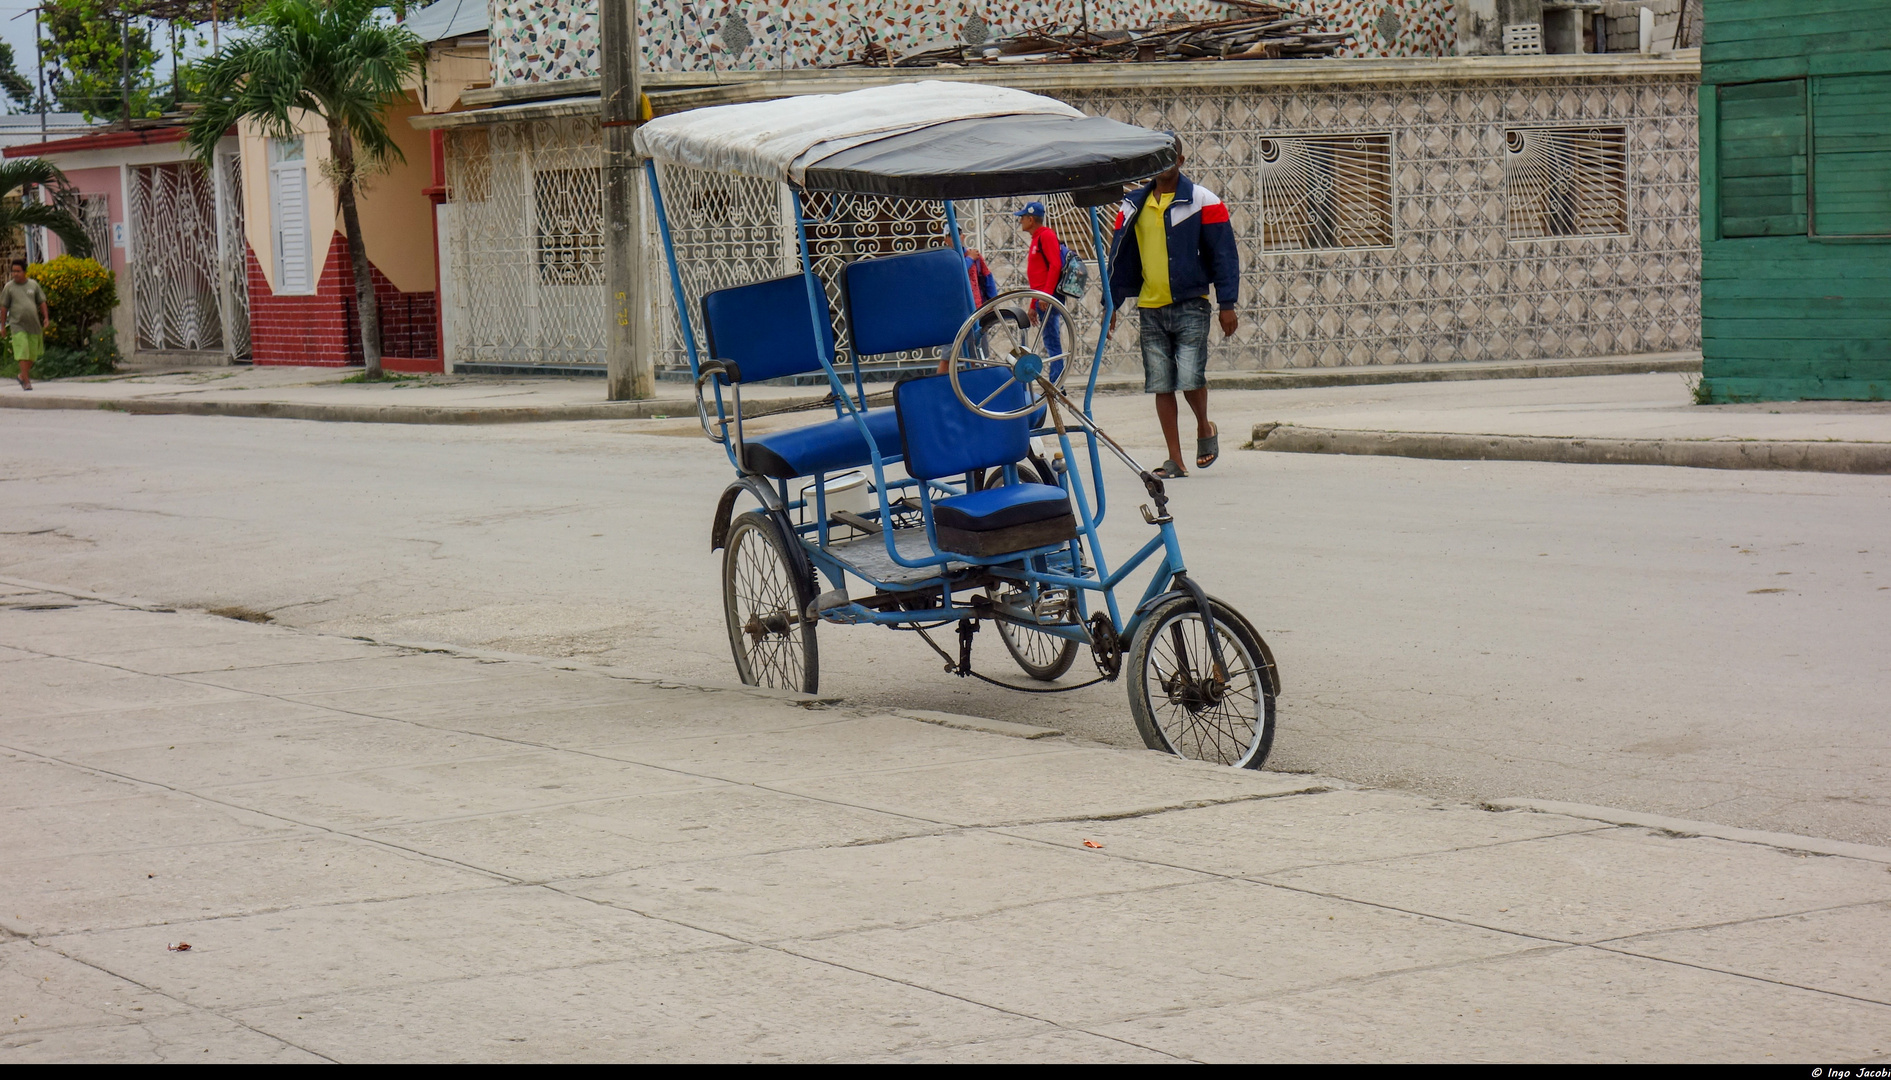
[894,368,1077,559]
[700,273,902,479]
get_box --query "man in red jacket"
[1015,201,1064,361]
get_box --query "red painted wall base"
[248,234,437,367]
[382,356,444,374]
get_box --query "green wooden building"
[1700,0,1891,401]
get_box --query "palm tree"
[187,0,417,378]
[0,158,93,261]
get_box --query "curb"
[1092,352,1701,394]
[1487,799,1891,865]
[1248,423,1891,474]
[1,354,1700,425]
[0,393,830,425]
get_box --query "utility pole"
[601,0,653,400]
[33,5,44,141]
[119,15,130,126]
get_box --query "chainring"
[1089,612,1123,680]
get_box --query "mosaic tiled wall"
[1014,74,1702,369]
[492,1,1460,84]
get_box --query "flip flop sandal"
[1153,459,1188,479]
[1197,424,1220,470]
[15,375,28,391]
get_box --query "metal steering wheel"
[946,289,1077,421]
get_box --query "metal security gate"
[444,117,608,368]
[129,162,224,354]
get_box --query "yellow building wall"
[239,93,434,295]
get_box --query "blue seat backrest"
[843,247,974,357]
[894,369,1031,481]
[700,273,835,384]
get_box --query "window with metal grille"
[533,166,603,286]
[80,194,111,262]
[1504,126,1630,240]
[1257,132,1393,252]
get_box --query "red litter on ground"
[167,942,191,952]
[1082,840,1104,849]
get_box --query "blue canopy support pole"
[791,190,859,418]
[943,199,980,368]
[646,160,700,379]
[1086,204,1113,416]
[648,160,736,471]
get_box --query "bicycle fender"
[710,476,782,551]
[1132,586,1280,698]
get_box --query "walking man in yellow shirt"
[3,259,49,391]
[1107,140,1240,478]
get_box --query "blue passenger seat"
[895,368,1076,559]
[699,273,902,479]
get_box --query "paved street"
[4,589,1888,1061]
[2,379,1887,846]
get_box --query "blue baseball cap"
[1014,201,1046,218]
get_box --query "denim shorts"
[1139,297,1211,394]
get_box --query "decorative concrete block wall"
[1026,74,1701,368]
[490,0,1460,84]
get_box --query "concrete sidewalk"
[1238,373,1891,473]
[3,581,1887,1062]
[0,354,1698,426]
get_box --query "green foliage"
[0,159,92,260]
[30,255,117,346]
[39,0,163,120]
[186,0,421,172]
[0,42,34,109]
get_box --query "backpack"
[1055,241,1088,300]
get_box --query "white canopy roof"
[633,81,1084,186]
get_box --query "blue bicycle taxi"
[636,82,1279,768]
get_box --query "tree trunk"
[329,120,381,378]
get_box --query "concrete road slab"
[372,784,937,883]
[1267,828,1891,943]
[1611,899,1891,1006]
[0,660,248,721]
[0,698,348,757]
[790,878,1537,1027]
[1003,789,1606,877]
[69,718,533,790]
[175,653,510,696]
[44,885,731,1013]
[590,714,1069,785]
[1095,945,1891,1063]
[2,1007,325,1062]
[770,747,1326,827]
[2,791,301,860]
[66,636,392,677]
[433,696,841,750]
[228,945,1046,1062]
[568,830,1208,943]
[857,1028,1184,1063]
[6,834,501,936]
[209,749,723,829]
[0,613,261,658]
[0,644,36,662]
[0,939,194,1034]
[1,750,155,808]
[292,671,669,722]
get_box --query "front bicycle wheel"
[1126,594,1275,768]
[722,511,819,693]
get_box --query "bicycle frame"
[648,163,1183,647]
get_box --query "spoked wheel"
[1126,594,1275,768]
[722,511,819,693]
[995,612,1080,681]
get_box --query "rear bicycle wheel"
[722,511,819,693]
[1126,595,1275,768]
[996,616,1080,681]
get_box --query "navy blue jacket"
[1107,175,1240,311]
